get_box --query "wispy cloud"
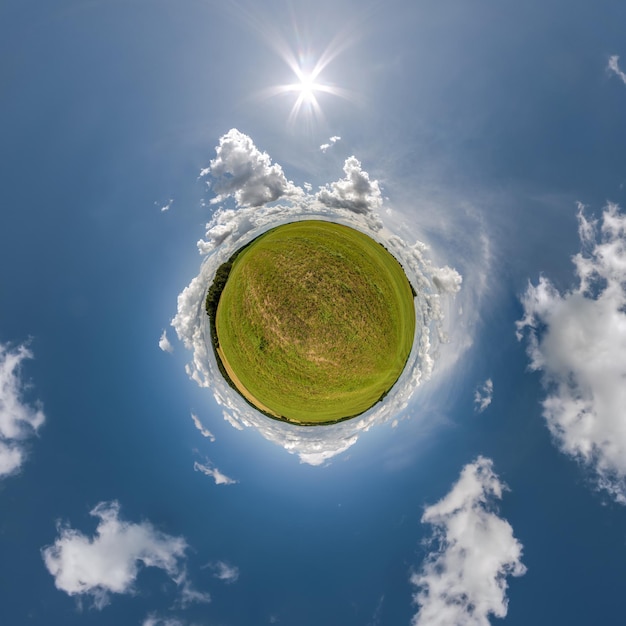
[175,572,211,608]
[367,594,384,626]
[411,457,526,626]
[159,330,174,353]
[191,413,215,441]
[517,202,626,503]
[207,560,240,584]
[194,460,237,485]
[474,378,493,413]
[608,55,626,84]
[0,341,45,478]
[156,199,174,212]
[320,135,341,153]
[142,614,185,626]
[41,501,207,610]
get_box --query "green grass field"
[214,220,416,424]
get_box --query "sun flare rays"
[248,21,358,126]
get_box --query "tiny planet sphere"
[206,220,416,425]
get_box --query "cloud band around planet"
[172,129,462,465]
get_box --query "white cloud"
[0,441,23,477]
[320,135,341,152]
[223,411,244,431]
[205,128,302,208]
[432,266,463,295]
[517,202,626,502]
[0,341,45,478]
[207,560,240,584]
[411,457,526,626]
[316,156,383,215]
[474,378,493,413]
[194,460,237,485]
[191,413,215,441]
[176,573,211,608]
[42,501,192,609]
[158,199,174,212]
[608,55,626,85]
[159,330,174,353]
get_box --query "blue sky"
[2,1,626,624]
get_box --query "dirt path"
[216,346,281,418]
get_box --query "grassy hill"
[212,220,416,425]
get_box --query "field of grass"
[214,220,416,424]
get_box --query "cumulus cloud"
[0,341,45,478]
[159,330,174,353]
[172,129,462,464]
[432,266,463,295]
[474,379,493,413]
[411,457,526,626]
[208,560,240,583]
[205,128,302,208]
[517,202,626,502]
[320,135,341,152]
[41,501,204,610]
[191,413,215,441]
[194,460,237,485]
[608,55,626,84]
[316,156,383,216]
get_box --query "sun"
[297,73,317,103]
[254,38,356,126]
[235,6,360,127]
[286,67,326,115]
